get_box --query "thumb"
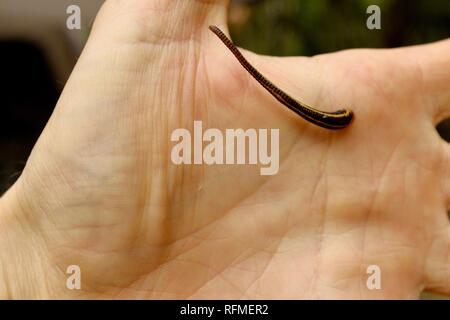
[88,0,229,46]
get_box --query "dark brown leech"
[209,25,353,130]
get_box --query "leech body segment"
[208,25,353,130]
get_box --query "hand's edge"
[0,184,53,299]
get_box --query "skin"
[0,0,449,299]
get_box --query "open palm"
[1,0,448,299]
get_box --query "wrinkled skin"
[0,0,448,299]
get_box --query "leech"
[209,25,354,130]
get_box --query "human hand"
[0,0,448,299]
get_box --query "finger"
[424,225,450,295]
[396,39,450,122]
[425,142,450,295]
[445,145,450,210]
[90,0,229,45]
[436,137,450,211]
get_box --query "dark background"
[1,0,449,194]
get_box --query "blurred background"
[0,0,449,298]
